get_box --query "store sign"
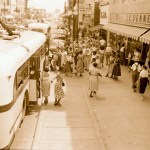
[100,4,109,25]
[101,11,107,18]
[79,7,91,14]
[126,14,150,24]
[110,13,150,28]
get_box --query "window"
[31,28,43,33]
[16,61,29,90]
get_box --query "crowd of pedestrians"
[41,34,150,103]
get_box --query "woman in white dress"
[89,63,102,97]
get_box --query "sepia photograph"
[0,0,150,149]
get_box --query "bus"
[28,22,51,50]
[0,30,46,149]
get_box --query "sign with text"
[110,13,150,28]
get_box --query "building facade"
[103,0,150,63]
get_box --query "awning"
[140,30,150,44]
[103,23,148,40]
[89,24,103,32]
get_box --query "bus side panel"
[0,111,12,149]
[12,82,29,132]
[0,83,29,149]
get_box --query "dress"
[108,56,115,74]
[76,54,84,74]
[112,58,121,76]
[89,66,101,91]
[41,72,51,97]
[54,76,64,99]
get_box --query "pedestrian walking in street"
[54,72,65,106]
[83,45,91,71]
[105,43,113,65]
[41,69,51,104]
[105,53,115,77]
[64,53,73,77]
[76,50,84,77]
[111,54,121,80]
[120,43,126,65]
[89,62,102,97]
[43,55,50,71]
[129,61,142,92]
[99,45,105,68]
[138,65,149,101]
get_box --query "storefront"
[103,0,150,64]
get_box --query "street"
[10,65,150,150]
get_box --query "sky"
[28,0,66,13]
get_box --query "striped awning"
[103,23,148,40]
[140,30,150,44]
[89,24,103,32]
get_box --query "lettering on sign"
[101,11,107,18]
[126,14,150,24]
[110,13,150,27]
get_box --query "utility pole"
[9,0,11,15]
[4,1,6,16]
[25,0,28,12]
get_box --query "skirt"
[139,77,149,94]
[112,64,121,76]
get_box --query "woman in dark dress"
[111,54,121,80]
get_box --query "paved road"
[10,65,150,150]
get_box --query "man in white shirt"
[99,37,106,47]
[129,61,142,92]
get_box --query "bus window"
[16,61,29,90]
[31,28,43,33]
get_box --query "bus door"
[29,55,41,105]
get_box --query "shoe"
[90,94,93,97]
[114,77,118,80]
[93,91,96,94]
[80,74,83,76]
[44,99,48,104]
[140,97,144,101]
[54,99,58,105]
[54,102,58,105]
[57,102,61,106]
[90,92,93,97]
[105,74,108,77]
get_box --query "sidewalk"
[30,72,102,150]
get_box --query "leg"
[54,98,58,105]
[44,97,48,104]
[57,99,61,106]
[90,91,93,97]
[140,93,144,101]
